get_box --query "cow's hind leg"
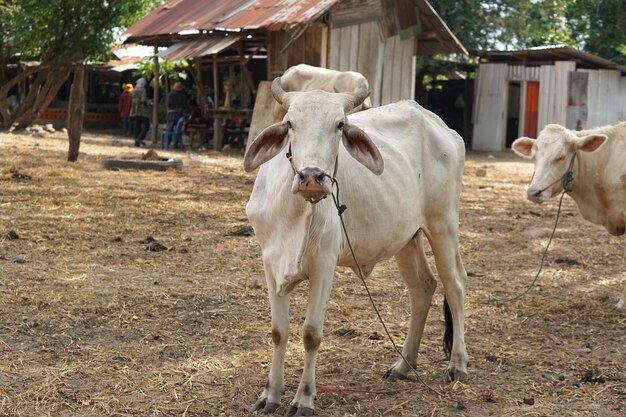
[249,274,291,414]
[384,231,437,381]
[426,222,468,382]
[284,256,335,416]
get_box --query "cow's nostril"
[316,174,325,183]
[533,190,542,197]
[298,172,305,182]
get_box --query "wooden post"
[213,55,221,150]
[67,63,85,162]
[152,45,160,144]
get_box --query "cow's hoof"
[262,402,281,414]
[284,405,314,416]
[249,398,280,414]
[383,368,408,381]
[446,368,468,383]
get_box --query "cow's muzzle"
[293,167,332,203]
[526,187,549,203]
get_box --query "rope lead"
[489,153,576,303]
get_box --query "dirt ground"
[0,129,624,417]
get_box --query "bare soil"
[0,130,624,416]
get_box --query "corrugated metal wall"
[472,63,507,151]
[329,22,415,106]
[581,69,623,128]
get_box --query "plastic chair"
[162,116,186,150]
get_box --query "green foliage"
[135,58,190,85]
[565,0,626,64]
[0,0,163,63]
[429,0,626,64]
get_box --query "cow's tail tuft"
[443,297,453,359]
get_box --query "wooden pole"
[151,45,160,144]
[213,54,221,150]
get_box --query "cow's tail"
[443,297,453,359]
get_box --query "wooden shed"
[124,0,466,148]
[124,0,465,104]
[472,46,626,152]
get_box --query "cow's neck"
[268,163,340,296]
[567,150,611,227]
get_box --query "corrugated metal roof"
[125,0,339,43]
[124,0,466,56]
[158,35,243,61]
[481,46,626,74]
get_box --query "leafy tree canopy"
[429,0,626,65]
[0,0,163,63]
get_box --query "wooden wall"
[473,61,626,151]
[329,21,415,106]
[268,25,327,79]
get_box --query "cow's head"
[511,124,607,203]
[244,77,384,203]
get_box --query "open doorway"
[505,81,521,148]
[523,81,539,138]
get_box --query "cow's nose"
[297,167,329,203]
[526,188,543,202]
[298,167,326,184]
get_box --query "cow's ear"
[577,134,607,153]
[511,137,535,158]
[244,121,290,172]
[342,122,384,175]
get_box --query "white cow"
[244,77,468,415]
[272,64,372,123]
[512,122,626,309]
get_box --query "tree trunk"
[16,65,70,129]
[67,63,85,162]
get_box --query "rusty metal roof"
[125,0,339,44]
[124,0,466,56]
[159,35,243,61]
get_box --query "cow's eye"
[337,122,345,130]
[554,156,564,163]
[287,121,292,129]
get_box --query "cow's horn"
[271,77,292,110]
[343,83,369,112]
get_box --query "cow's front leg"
[250,276,291,414]
[285,259,335,417]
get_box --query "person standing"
[118,83,133,136]
[164,81,189,150]
[129,78,150,147]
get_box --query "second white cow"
[245,78,468,416]
[512,122,626,309]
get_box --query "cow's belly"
[335,186,423,268]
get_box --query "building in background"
[472,46,626,152]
